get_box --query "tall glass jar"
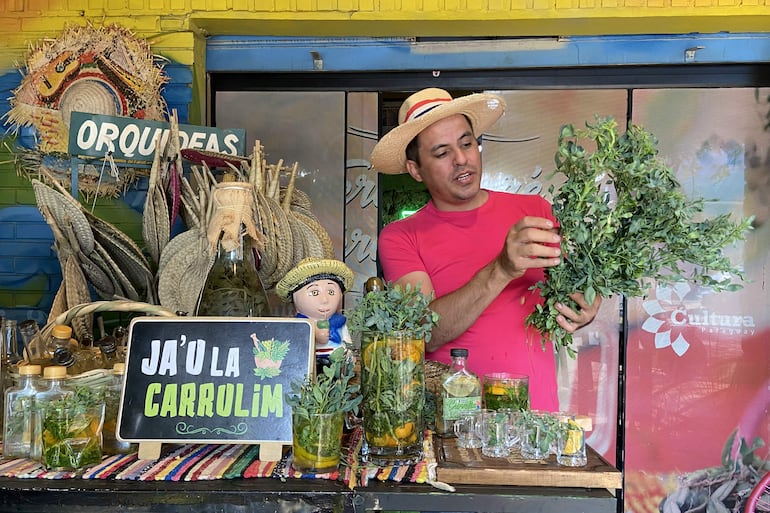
[3,363,42,459]
[36,366,104,470]
[102,363,134,455]
[360,330,425,465]
[197,182,271,317]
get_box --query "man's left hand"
[554,292,602,333]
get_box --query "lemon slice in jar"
[443,374,478,397]
[563,419,583,454]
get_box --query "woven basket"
[38,300,178,387]
[40,300,177,347]
[425,359,450,395]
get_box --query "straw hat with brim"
[369,88,506,175]
[276,257,354,303]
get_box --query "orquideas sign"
[68,111,246,161]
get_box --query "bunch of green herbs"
[359,332,425,445]
[286,347,361,421]
[40,386,104,470]
[346,282,439,342]
[527,116,752,355]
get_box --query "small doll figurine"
[276,257,355,364]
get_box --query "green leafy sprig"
[253,338,290,361]
[527,116,753,355]
[346,282,439,342]
[285,347,362,419]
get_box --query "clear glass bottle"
[3,364,42,459]
[196,183,271,317]
[1,319,21,437]
[18,319,51,365]
[49,324,72,353]
[112,326,129,362]
[102,363,135,455]
[3,319,21,366]
[97,336,123,370]
[51,346,89,376]
[79,333,103,371]
[36,365,103,470]
[436,348,482,436]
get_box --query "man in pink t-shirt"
[370,88,601,411]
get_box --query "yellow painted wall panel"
[27,0,49,14]
[376,0,399,10]
[0,18,22,34]
[488,0,511,9]
[159,16,188,31]
[66,0,89,10]
[272,0,294,11]
[296,0,315,10]
[156,48,195,64]
[149,31,195,46]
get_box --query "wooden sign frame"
[116,316,313,460]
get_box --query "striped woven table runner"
[0,428,435,487]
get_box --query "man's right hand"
[497,216,562,281]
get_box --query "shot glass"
[453,409,485,449]
[519,410,558,461]
[479,410,511,458]
[556,415,587,467]
[499,407,523,449]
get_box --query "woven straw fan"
[157,230,213,315]
[142,136,170,268]
[32,179,94,257]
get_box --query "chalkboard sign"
[117,317,313,445]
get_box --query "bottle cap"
[98,336,118,354]
[450,348,469,357]
[43,365,67,379]
[18,364,42,376]
[18,319,39,333]
[51,324,73,340]
[52,347,75,367]
[364,276,384,293]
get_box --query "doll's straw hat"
[369,88,506,175]
[276,257,354,303]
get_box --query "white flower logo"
[641,283,692,356]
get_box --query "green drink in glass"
[483,372,529,411]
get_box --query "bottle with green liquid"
[436,348,482,436]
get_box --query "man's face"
[292,279,343,321]
[405,114,484,211]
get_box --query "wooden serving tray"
[435,435,622,489]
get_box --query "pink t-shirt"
[378,190,559,411]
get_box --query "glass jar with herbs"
[197,182,271,317]
[36,365,104,470]
[3,363,42,459]
[347,282,439,465]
